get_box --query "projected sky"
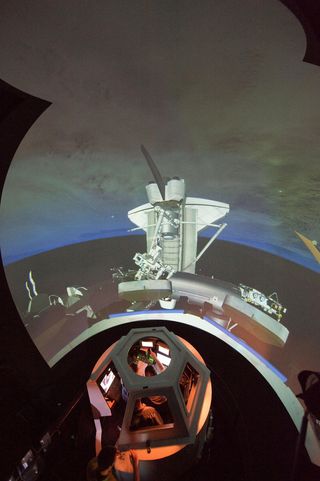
[0,0,319,268]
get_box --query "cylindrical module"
[165,178,185,202]
[146,182,163,204]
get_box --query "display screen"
[157,353,171,366]
[158,345,170,356]
[100,371,116,394]
[141,341,153,348]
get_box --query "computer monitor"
[100,369,116,394]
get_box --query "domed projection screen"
[0,1,319,393]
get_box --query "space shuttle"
[128,145,229,280]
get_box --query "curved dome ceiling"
[0,0,319,271]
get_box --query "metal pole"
[182,223,227,272]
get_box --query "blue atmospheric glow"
[108,310,185,318]
[2,230,319,274]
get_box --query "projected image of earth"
[0,1,319,388]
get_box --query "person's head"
[145,365,156,377]
[97,445,116,476]
[130,362,138,373]
[134,398,144,412]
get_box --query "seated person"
[147,350,165,374]
[131,399,163,430]
[144,365,167,405]
[87,445,140,481]
[86,445,118,481]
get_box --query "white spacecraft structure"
[128,145,229,281]
[25,270,96,320]
[118,146,289,347]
